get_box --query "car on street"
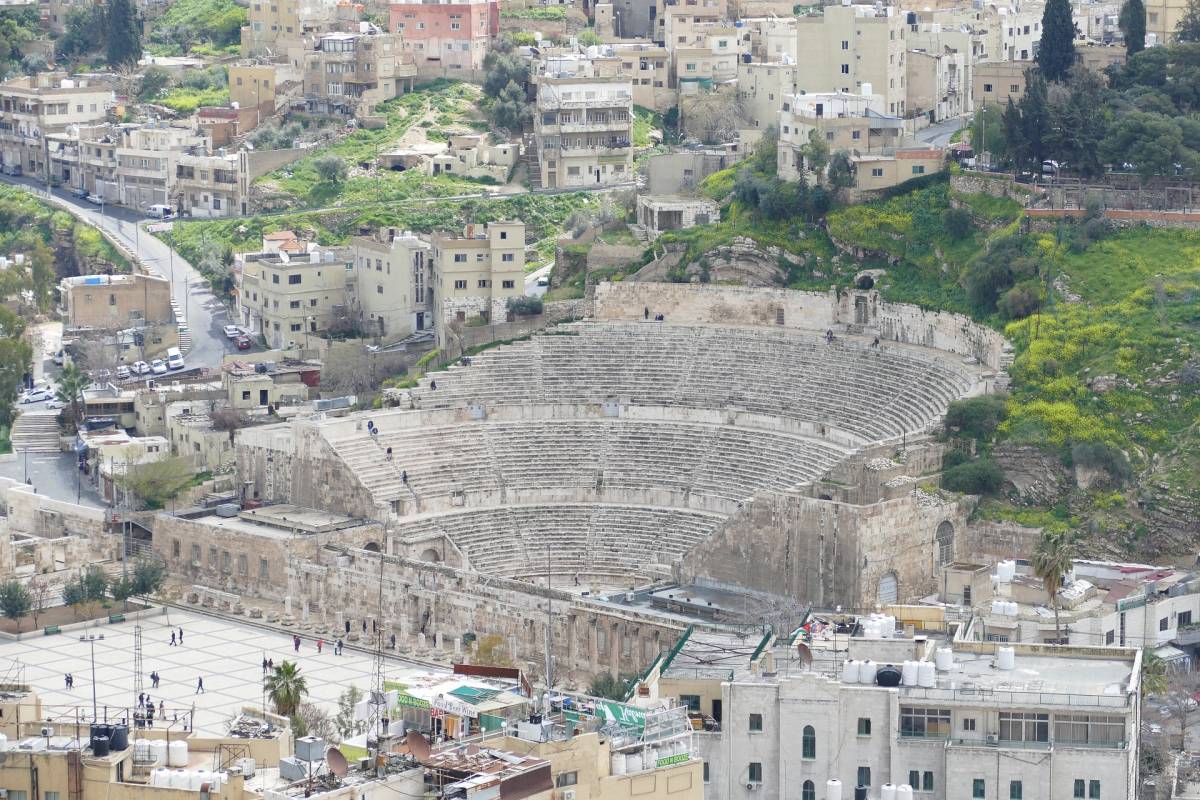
[45,399,63,410]
[223,324,242,339]
[52,350,64,366]
[116,365,131,380]
[165,347,184,370]
[132,360,150,375]
[20,389,52,403]
[150,359,167,375]
[537,277,550,287]
[235,335,253,350]
[70,186,89,199]
[85,193,104,205]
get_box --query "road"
[525,263,553,298]
[0,174,232,368]
[917,116,969,148]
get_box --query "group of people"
[168,627,185,646]
[134,693,165,727]
[643,307,666,322]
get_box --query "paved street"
[917,116,969,147]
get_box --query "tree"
[292,702,334,739]
[1046,68,1110,177]
[1120,0,1147,55]
[62,579,86,618]
[55,361,88,426]
[1178,0,1200,42]
[802,129,830,177]
[1031,530,1077,643]
[139,67,171,101]
[57,5,105,59]
[1017,71,1051,168]
[0,333,30,428]
[109,575,134,610]
[490,81,532,133]
[334,685,365,740]
[27,578,48,628]
[588,673,634,700]
[1100,110,1199,175]
[63,565,109,619]
[313,155,348,185]
[116,455,195,509]
[1038,0,1078,81]
[264,661,308,716]
[681,88,744,145]
[827,150,854,192]
[104,0,142,68]
[0,579,32,632]
[1142,650,1168,696]
[131,558,166,603]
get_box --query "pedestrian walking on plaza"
[268,658,274,670]
[152,672,160,688]
[293,635,300,653]
[195,677,205,694]
[178,627,183,644]
[262,657,268,674]
[159,700,164,717]
[389,633,396,650]
[644,306,649,320]
[336,638,343,655]
[402,470,408,483]
[139,692,145,706]
[362,620,367,633]
[317,638,324,654]
[170,631,176,646]
[345,620,351,635]
[430,380,437,390]
[66,674,72,689]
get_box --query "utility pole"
[544,545,553,705]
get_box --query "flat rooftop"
[663,630,769,680]
[920,650,1134,699]
[178,504,371,538]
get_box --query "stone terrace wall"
[594,282,1010,371]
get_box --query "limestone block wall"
[0,478,107,540]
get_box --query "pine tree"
[1120,0,1146,54]
[1038,0,1077,81]
[1178,0,1200,41]
[104,0,142,69]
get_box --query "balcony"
[555,140,632,155]
[948,738,1051,751]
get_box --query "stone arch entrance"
[935,521,954,566]
[419,547,441,563]
[363,541,382,553]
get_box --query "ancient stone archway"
[936,521,954,566]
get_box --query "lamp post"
[80,633,105,722]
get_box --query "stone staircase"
[522,134,541,190]
[11,411,61,453]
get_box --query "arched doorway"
[363,541,382,553]
[936,521,954,566]
[419,548,441,563]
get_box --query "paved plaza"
[0,608,445,736]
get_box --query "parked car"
[222,324,242,339]
[1,163,22,177]
[146,204,174,219]
[235,335,252,350]
[150,359,167,375]
[85,193,104,205]
[165,346,184,370]
[52,350,64,365]
[20,389,52,403]
[537,277,550,287]
[45,399,63,410]
[132,360,150,375]
[70,186,89,199]
[116,365,131,380]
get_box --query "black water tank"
[92,736,110,757]
[109,724,129,751]
[876,664,902,687]
[855,786,868,800]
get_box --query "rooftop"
[175,503,371,538]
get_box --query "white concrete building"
[349,226,432,342]
[534,74,634,189]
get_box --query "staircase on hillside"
[522,134,542,190]
[11,411,61,453]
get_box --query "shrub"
[944,395,1008,441]
[943,206,974,239]
[942,448,970,469]
[999,283,1042,319]
[941,457,1004,495]
[1069,441,1132,484]
[506,295,543,316]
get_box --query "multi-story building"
[777,92,904,179]
[906,46,969,123]
[534,74,633,189]
[115,122,208,211]
[60,273,174,329]
[972,60,1030,107]
[610,41,674,112]
[1145,0,1184,42]
[430,221,524,347]
[795,3,908,117]
[0,72,112,179]
[302,30,416,116]
[229,62,281,114]
[174,149,246,217]
[349,226,432,342]
[237,239,353,348]
[387,0,498,74]
[241,0,301,56]
[644,626,1140,800]
[737,61,796,130]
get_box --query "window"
[900,707,951,738]
[871,168,884,177]
[554,772,577,788]
[1105,629,1115,645]
[841,64,850,74]
[1011,83,1020,92]
[960,716,977,731]
[453,253,467,263]
[172,539,181,558]
[802,781,815,800]
[749,713,763,732]
[238,554,248,576]
[999,712,1048,742]
[259,558,270,579]
[477,279,490,288]
[1181,611,1194,627]
[499,230,508,239]
[857,717,871,736]
[502,253,515,262]
[290,300,301,309]
[973,779,986,799]
[984,82,993,92]
[923,773,934,792]
[703,763,709,783]
[191,544,201,563]
[1011,781,1023,799]
[857,767,871,788]
[290,323,302,332]
[242,391,251,401]
[377,285,384,294]
[681,694,701,712]
[908,771,919,789]
[748,763,762,784]
[1054,714,1124,746]
[1161,617,1169,631]
[46,789,61,800]
[1089,781,1100,799]
[501,280,515,289]
[1074,780,1086,798]
[852,130,861,140]
[841,40,848,49]
[801,725,815,759]
[453,280,467,289]
[912,166,926,175]
[288,274,302,284]
[272,274,280,284]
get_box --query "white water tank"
[827,779,843,800]
[997,646,1016,670]
[168,740,189,767]
[151,739,168,765]
[881,783,898,800]
[991,599,1005,615]
[626,753,640,773]
[169,770,190,790]
[917,661,936,688]
[880,615,896,638]
[1007,601,1020,617]
[150,768,170,787]
[897,785,915,800]
[194,770,211,791]
[859,660,876,684]
[612,752,626,775]
[935,647,954,672]
[0,733,7,752]
[843,660,861,683]
[901,660,919,686]
[997,560,1016,582]
[644,747,656,769]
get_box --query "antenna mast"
[367,550,387,764]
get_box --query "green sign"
[656,753,690,768]
[594,700,646,731]
[395,693,431,710]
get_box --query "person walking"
[66,674,72,689]
[389,633,396,650]
[293,635,300,653]
[169,631,176,646]
[178,627,183,644]
[195,677,205,694]
[153,672,160,689]
[336,638,343,655]
[262,657,269,674]
[317,638,324,654]
[345,620,351,635]
[159,700,164,717]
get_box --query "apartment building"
[0,73,112,179]
[973,60,1030,107]
[174,149,246,217]
[644,626,1139,800]
[116,123,208,211]
[229,62,281,114]
[349,226,432,342]
[610,41,674,112]
[777,92,903,179]
[430,221,524,347]
[906,46,968,123]
[737,61,795,130]
[60,273,173,329]
[388,0,499,74]
[302,30,416,116]
[237,241,353,348]
[795,3,908,117]
[534,75,634,189]
[241,0,301,56]
[1146,0,1186,42]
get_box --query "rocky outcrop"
[993,443,1071,505]
[633,237,805,286]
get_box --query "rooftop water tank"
[897,785,915,800]
[91,736,110,757]
[827,780,843,800]
[997,646,1016,671]
[168,739,189,767]
[882,783,898,800]
[859,660,876,684]
[611,752,626,776]
[917,661,936,688]
[935,647,954,672]
[842,659,861,683]
[876,664,902,687]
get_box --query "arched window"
[802,725,816,759]
[802,781,815,800]
[878,572,898,605]
[936,520,954,566]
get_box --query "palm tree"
[1031,530,1077,643]
[1142,650,1168,697]
[264,661,308,717]
[55,361,88,427]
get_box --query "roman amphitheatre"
[161,281,1013,684]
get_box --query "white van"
[165,347,185,370]
[147,204,175,219]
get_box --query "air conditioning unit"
[986,734,999,745]
[560,791,576,800]
[40,726,53,737]
[1,788,10,798]
[747,783,760,791]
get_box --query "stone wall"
[1025,208,1200,231]
[587,242,643,271]
[958,520,1041,564]
[0,478,107,540]
[594,282,1011,371]
[950,171,1038,206]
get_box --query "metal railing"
[898,686,1131,709]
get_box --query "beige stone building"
[736,61,795,130]
[534,75,634,190]
[166,405,237,471]
[237,241,352,349]
[610,41,674,112]
[795,3,908,117]
[115,122,209,211]
[174,149,246,217]
[427,132,518,181]
[60,273,173,329]
[1146,0,1185,42]
[777,92,905,181]
[229,62,281,115]
[973,59,1030,107]
[0,72,113,179]
[222,358,321,410]
[301,30,416,116]
[241,0,301,56]
[349,227,432,342]
[430,221,524,347]
[850,147,946,196]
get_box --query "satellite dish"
[795,642,814,667]
[325,747,348,778]
[407,732,431,761]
